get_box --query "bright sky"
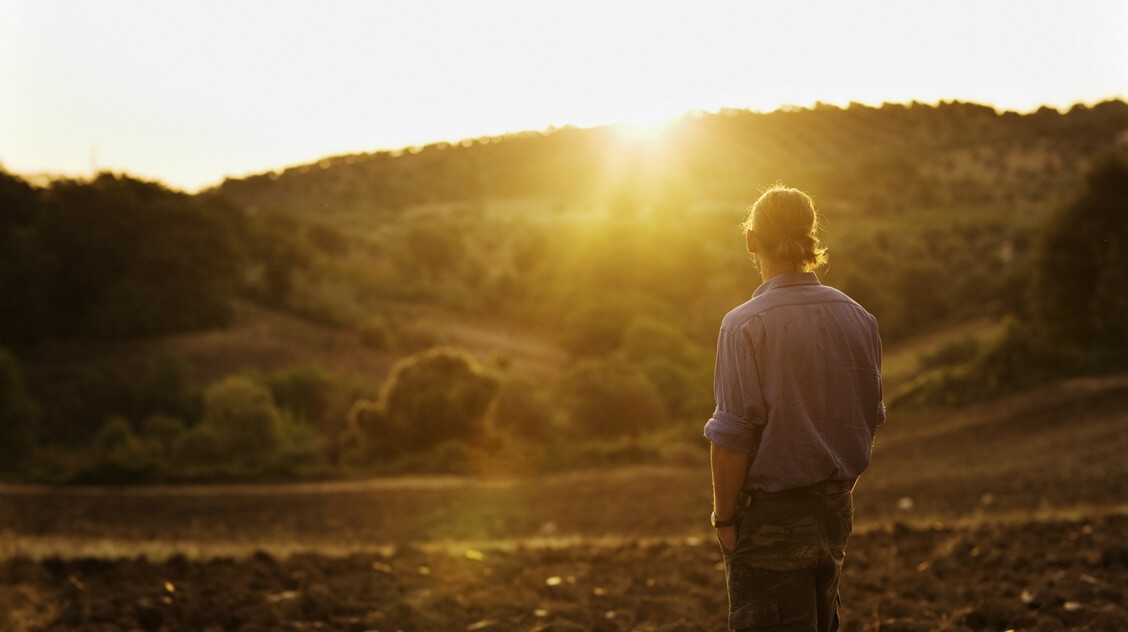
[2,1,1125,192]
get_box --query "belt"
[741,478,856,504]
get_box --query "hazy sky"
[2,1,1125,192]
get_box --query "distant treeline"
[218,99,1128,216]
[0,172,306,347]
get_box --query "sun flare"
[612,118,674,146]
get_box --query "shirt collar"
[752,271,822,298]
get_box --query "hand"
[716,525,738,552]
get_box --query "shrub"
[916,337,980,372]
[92,415,138,457]
[554,358,666,439]
[379,347,500,453]
[635,357,711,420]
[83,415,161,483]
[890,317,1083,409]
[562,300,634,357]
[263,365,334,425]
[201,376,283,467]
[339,399,381,465]
[0,347,37,468]
[171,425,225,468]
[618,317,700,365]
[140,414,187,456]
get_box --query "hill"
[4,100,1127,484]
[216,99,1128,218]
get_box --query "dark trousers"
[719,489,854,632]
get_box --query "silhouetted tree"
[0,347,37,468]
[1030,152,1128,354]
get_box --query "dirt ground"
[3,515,1126,631]
[2,376,1127,631]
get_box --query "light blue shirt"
[704,272,885,492]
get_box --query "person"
[705,185,885,632]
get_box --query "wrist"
[710,511,736,528]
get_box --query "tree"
[379,347,499,453]
[0,347,37,468]
[201,376,283,467]
[1030,152,1128,353]
[554,358,666,439]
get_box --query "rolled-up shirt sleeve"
[704,324,766,453]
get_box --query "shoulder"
[720,284,878,333]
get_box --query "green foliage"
[34,365,135,445]
[140,414,187,456]
[171,425,225,468]
[275,411,323,468]
[0,172,245,345]
[554,358,666,439]
[916,337,980,372]
[378,347,500,453]
[243,213,310,308]
[339,400,379,465]
[92,415,135,455]
[0,347,37,468]
[617,317,713,419]
[306,221,349,256]
[1030,151,1128,355]
[261,364,334,425]
[201,376,283,467]
[891,317,1082,409]
[562,297,649,357]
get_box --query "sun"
[611,117,675,146]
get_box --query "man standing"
[705,185,885,632]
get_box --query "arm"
[711,441,750,550]
[704,325,765,550]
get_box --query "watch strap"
[711,512,736,528]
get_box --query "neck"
[758,258,802,284]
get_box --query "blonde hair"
[741,185,828,271]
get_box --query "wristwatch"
[711,511,735,528]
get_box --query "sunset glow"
[1,0,1125,191]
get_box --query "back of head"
[743,185,828,271]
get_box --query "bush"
[554,358,666,439]
[79,415,162,483]
[378,347,500,453]
[0,347,37,469]
[263,365,334,425]
[201,376,283,467]
[618,317,700,365]
[916,337,980,372]
[890,317,1083,409]
[339,399,380,465]
[634,357,712,420]
[171,425,224,468]
[275,412,323,468]
[92,415,138,457]
[140,414,187,456]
